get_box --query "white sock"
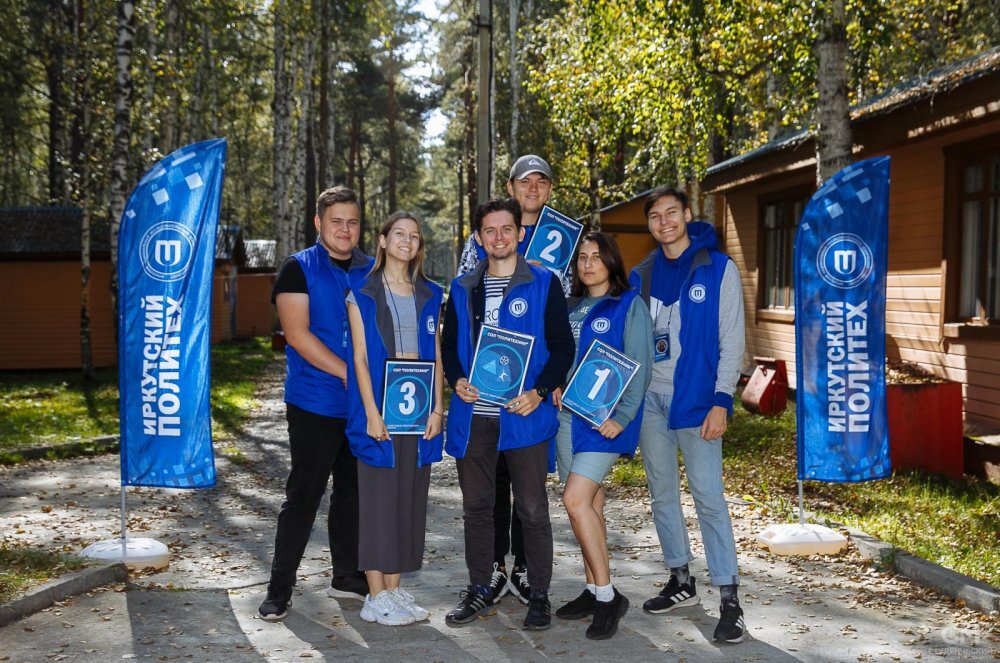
[585,583,596,595]
[595,583,614,602]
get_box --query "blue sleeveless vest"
[569,289,644,456]
[445,257,558,459]
[346,271,444,468]
[284,244,372,417]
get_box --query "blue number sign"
[382,359,435,434]
[469,325,535,406]
[524,206,584,277]
[562,340,640,427]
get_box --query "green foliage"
[0,337,277,454]
[0,545,88,604]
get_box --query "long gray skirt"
[357,435,431,573]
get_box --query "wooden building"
[701,48,1000,430]
[0,209,277,370]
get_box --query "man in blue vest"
[442,196,574,630]
[258,186,374,621]
[457,154,567,605]
[629,186,747,643]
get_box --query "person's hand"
[455,378,479,404]
[526,259,543,267]
[597,418,624,439]
[367,410,390,441]
[424,411,443,439]
[700,405,728,440]
[552,386,563,410]
[506,388,543,416]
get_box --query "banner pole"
[120,486,127,557]
[797,480,805,526]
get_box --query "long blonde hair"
[370,210,427,281]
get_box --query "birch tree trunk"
[272,9,294,261]
[160,0,179,152]
[387,61,398,211]
[47,0,69,204]
[814,0,853,185]
[508,0,520,157]
[293,38,315,249]
[108,0,136,341]
[319,0,336,189]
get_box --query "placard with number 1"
[561,340,640,427]
[382,359,436,434]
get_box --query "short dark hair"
[316,186,359,218]
[643,186,689,218]
[473,197,522,234]
[570,232,631,298]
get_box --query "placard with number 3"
[561,340,641,427]
[381,359,436,435]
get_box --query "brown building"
[700,48,1000,430]
[0,209,277,370]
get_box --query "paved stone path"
[1,362,997,662]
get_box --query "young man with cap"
[442,196,574,631]
[629,186,747,644]
[258,186,373,621]
[456,154,569,605]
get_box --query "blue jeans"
[638,391,739,586]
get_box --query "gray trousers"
[456,415,553,591]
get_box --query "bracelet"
[431,410,444,416]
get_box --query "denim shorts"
[555,409,619,484]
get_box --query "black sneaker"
[445,586,496,625]
[523,589,551,630]
[509,565,531,605]
[642,575,700,614]
[258,586,292,621]
[327,572,369,599]
[555,589,596,620]
[713,598,746,643]
[586,588,629,640]
[487,562,510,603]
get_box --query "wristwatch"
[534,385,551,400]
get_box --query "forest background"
[1,0,998,284]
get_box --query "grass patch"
[0,545,88,604]
[608,396,1000,587]
[0,337,277,455]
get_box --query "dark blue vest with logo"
[284,244,372,417]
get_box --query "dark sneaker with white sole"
[509,565,531,605]
[487,562,510,603]
[258,587,292,621]
[555,589,596,620]
[642,575,700,614]
[586,589,629,640]
[327,573,369,599]
[445,587,496,625]
[713,598,746,643]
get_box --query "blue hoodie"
[629,221,734,429]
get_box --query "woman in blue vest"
[346,211,444,626]
[552,232,653,639]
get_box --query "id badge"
[654,333,671,362]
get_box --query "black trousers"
[493,452,526,568]
[268,403,360,591]
[457,415,552,591]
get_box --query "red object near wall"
[741,356,788,416]
[887,381,964,479]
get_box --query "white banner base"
[756,523,848,556]
[80,537,170,570]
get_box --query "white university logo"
[689,284,707,303]
[426,315,436,335]
[508,298,528,317]
[139,221,196,282]
[817,233,874,289]
[591,317,611,333]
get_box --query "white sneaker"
[360,590,415,626]
[392,587,429,622]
